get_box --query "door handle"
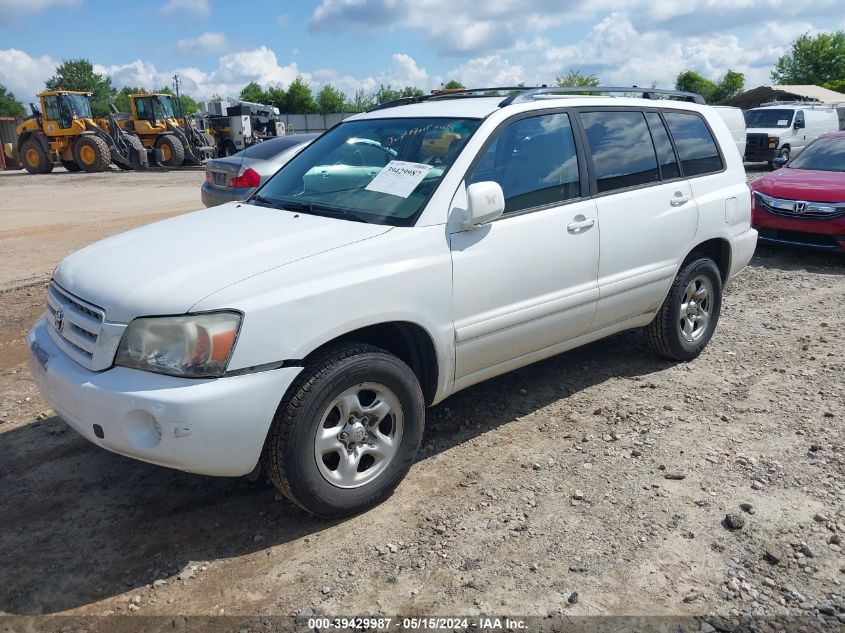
[670,192,690,207]
[567,216,595,232]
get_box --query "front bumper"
[28,316,302,476]
[752,207,845,251]
[744,147,778,163]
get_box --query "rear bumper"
[752,207,845,251]
[28,316,302,477]
[727,228,758,283]
[201,183,258,207]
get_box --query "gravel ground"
[0,165,843,628]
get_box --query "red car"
[750,131,845,252]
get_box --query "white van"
[712,106,746,159]
[744,103,841,164]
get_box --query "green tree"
[113,86,141,113]
[0,84,26,117]
[675,70,718,101]
[443,80,465,89]
[266,84,287,112]
[712,70,745,102]
[284,76,316,113]
[555,69,600,87]
[675,69,745,103]
[349,88,374,112]
[316,84,347,114]
[239,81,269,104]
[374,84,424,104]
[45,58,116,117]
[771,31,845,90]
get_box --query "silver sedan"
[201,133,319,207]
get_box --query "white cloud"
[0,49,57,104]
[160,0,209,16]
[176,32,227,55]
[446,55,525,88]
[0,0,78,23]
[94,46,304,101]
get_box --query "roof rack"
[499,86,706,106]
[365,85,706,113]
[366,87,533,112]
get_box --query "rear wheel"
[646,257,722,361]
[221,140,237,157]
[21,138,53,174]
[61,159,81,172]
[155,134,184,167]
[263,343,425,518]
[73,135,111,172]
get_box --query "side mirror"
[463,181,505,228]
[772,156,788,168]
[794,120,805,129]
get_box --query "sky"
[1,0,845,105]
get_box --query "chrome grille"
[757,193,845,220]
[746,133,769,150]
[45,282,105,370]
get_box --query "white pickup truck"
[29,87,757,517]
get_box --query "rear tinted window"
[645,113,680,180]
[663,112,723,176]
[580,111,660,193]
[236,135,317,160]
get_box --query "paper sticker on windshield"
[777,119,788,125]
[365,161,434,198]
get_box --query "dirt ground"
[0,167,204,290]
[1,167,844,627]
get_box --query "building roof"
[720,85,845,109]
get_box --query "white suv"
[28,87,757,517]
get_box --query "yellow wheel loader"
[16,90,147,173]
[119,92,215,166]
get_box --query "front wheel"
[263,343,425,518]
[646,257,722,361]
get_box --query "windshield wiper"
[271,198,369,223]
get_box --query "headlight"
[115,312,241,378]
[768,137,778,148]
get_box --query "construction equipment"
[202,100,285,156]
[119,91,215,166]
[16,90,147,173]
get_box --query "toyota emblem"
[54,308,64,333]
[794,201,808,214]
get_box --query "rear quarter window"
[663,112,723,177]
[580,110,660,194]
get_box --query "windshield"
[788,136,845,172]
[64,94,92,119]
[154,96,176,119]
[253,117,481,226]
[744,109,794,129]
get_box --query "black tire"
[72,135,111,172]
[61,159,81,172]
[21,138,53,174]
[123,134,148,170]
[221,141,237,157]
[155,134,184,167]
[646,256,723,361]
[263,343,425,518]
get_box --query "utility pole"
[172,73,183,118]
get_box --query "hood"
[54,202,392,322]
[750,167,845,203]
[746,126,791,137]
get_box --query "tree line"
[1,31,844,117]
